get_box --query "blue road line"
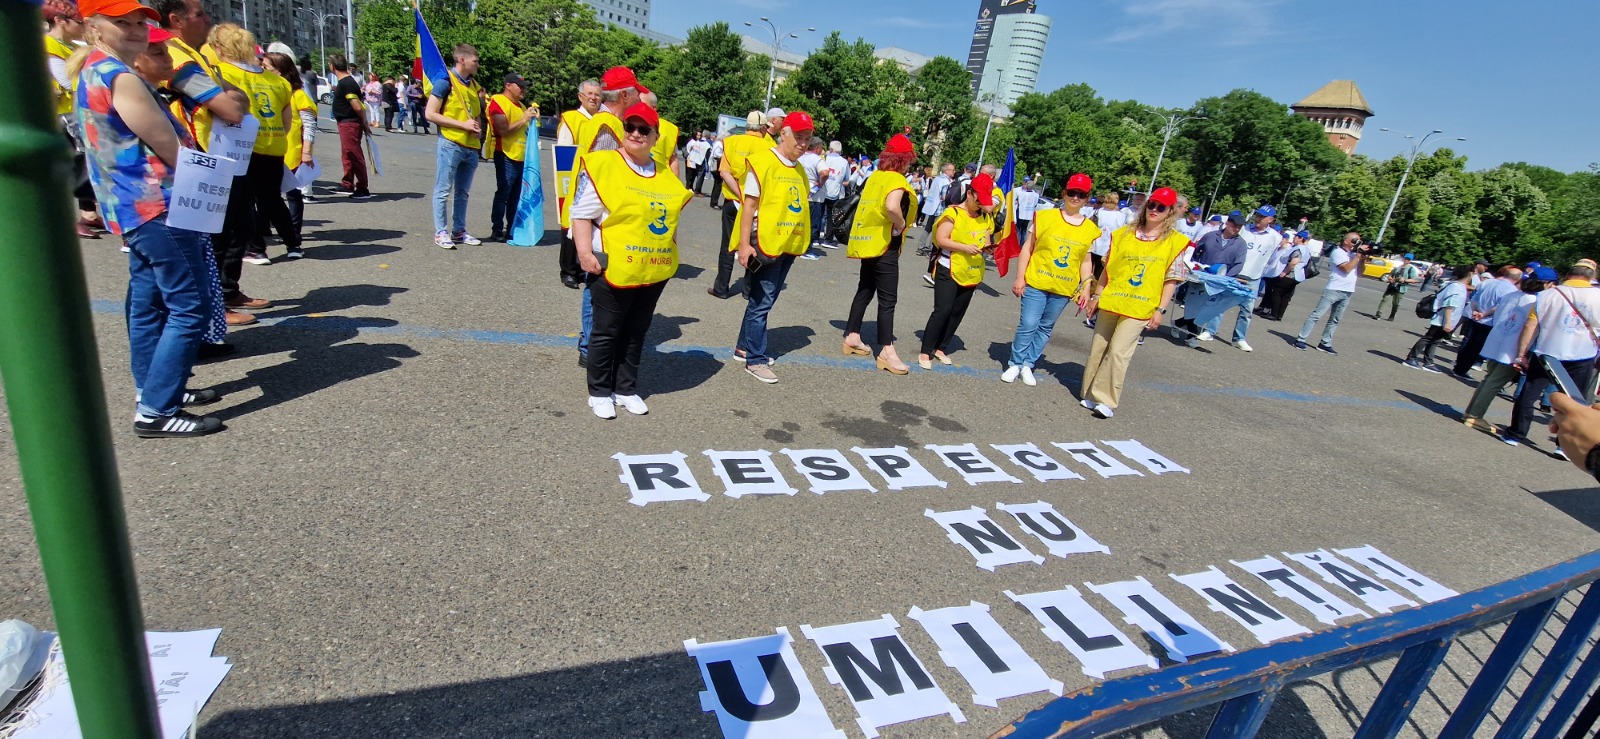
[88,299,1418,410]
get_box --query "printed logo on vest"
[1130,262,1147,287]
[648,202,669,235]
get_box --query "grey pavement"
[1,125,1596,738]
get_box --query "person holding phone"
[1505,260,1600,447]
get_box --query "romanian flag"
[993,148,1021,277]
[413,5,447,96]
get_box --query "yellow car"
[1363,257,1406,280]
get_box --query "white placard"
[1334,545,1458,603]
[1233,555,1367,625]
[996,501,1110,559]
[925,444,1023,486]
[1101,440,1191,475]
[684,628,844,739]
[779,448,877,495]
[364,131,383,176]
[925,507,1043,571]
[164,147,232,234]
[1051,442,1143,478]
[1006,587,1156,679]
[206,114,258,175]
[1287,550,1417,614]
[989,443,1084,482]
[801,615,965,738]
[613,451,709,506]
[704,449,797,498]
[1088,577,1234,662]
[1170,567,1310,645]
[279,163,298,193]
[294,159,321,189]
[850,446,948,490]
[907,602,1063,707]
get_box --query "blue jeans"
[579,272,595,356]
[125,219,211,417]
[1184,283,1257,342]
[1009,285,1070,368]
[736,254,796,366]
[490,152,524,235]
[811,199,832,242]
[1297,289,1353,347]
[433,138,479,234]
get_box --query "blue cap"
[1403,252,1414,260]
[1208,214,1223,222]
[1271,224,1284,233]
[1296,230,1310,239]
[1256,205,1277,217]
[1534,266,1560,281]
[1118,200,1128,208]
[1089,197,1098,204]
[1527,261,1542,270]
[1189,207,1201,215]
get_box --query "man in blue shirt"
[1451,265,1523,378]
[1173,211,1247,343]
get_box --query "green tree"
[773,32,908,155]
[650,22,766,135]
[904,56,976,166]
[1182,89,1345,213]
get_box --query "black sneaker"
[1317,344,1338,355]
[198,343,236,360]
[577,352,587,368]
[349,190,372,199]
[283,248,305,260]
[134,411,224,438]
[183,388,222,406]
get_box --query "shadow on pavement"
[673,264,706,280]
[1098,681,1334,738]
[202,651,713,738]
[208,316,420,421]
[304,229,406,247]
[256,285,409,321]
[640,315,721,397]
[767,324,816,357]
[1267,329,1303,347]
[1394,388,1461,420]
[305,243,404,261]
[1367,349,1408,364]
[1531,488,1600,532]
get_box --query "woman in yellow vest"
[210,24,303,263]
[570,103,692,419]
[843,133,918,374]
[918,172,996,370]
[1078,186,1190,418]
[44,0,105,238]
[265,51,316,253]
[1001,173,1102,386]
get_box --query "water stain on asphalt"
[731,410,750,418]
[819,401,970,447]
[762,421,802,443]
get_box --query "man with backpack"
[1404,265,1474,372]
[1375,252,1420,321]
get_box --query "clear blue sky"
[648,0,1598,173]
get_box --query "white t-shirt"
[1481,292,1537,365]
[1326,247,1360,292]
[822,153,848,200]
[1090,208,1127,256]
[1237,226,1279,280]
[1532,285,1600,361]
[686,139,709,166]
[1175,218,1204,241]
[1014,188,1040,219]
[798,151,824,202]
[708,139,723,162]
[567,154,656,254]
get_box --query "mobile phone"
[1541,355,1589,403]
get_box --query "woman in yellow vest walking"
[1001,173,1101,386]
[265,51,316,250]
[918,172,996,370]
[44,0,105,238]
[843,132,918,374]
[210,24,302,263]
[1078,186,1189,418]
[570,103,693,419]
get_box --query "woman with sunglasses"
[1078,187,1189,418]
[571,103,693,419]
[1000,174,1101,386]
[918,173,997,369]
[842,133,918,374]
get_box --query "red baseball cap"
[622,101,658,128]
[884,133,914,155]
[601,66,644,93]
[78,0,156,20]
[1066,173,1093,192]
[784,110,815,133]
[970,174,996,206]
[147,25,174,43]
[1149,187,1178,207]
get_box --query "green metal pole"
[0,4,161,737]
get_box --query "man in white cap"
[709,111,774,298]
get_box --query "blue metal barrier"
[995,550,1600,739]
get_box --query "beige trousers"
[1080,312,1147,409]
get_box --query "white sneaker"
[1092,403,1115,419]
[1234,340,1253,353]
[1196,330,1214,342]
[1080,398,1094,410]
[613,394,649,415]
[588,396,616,419]
[1001,365,1021,383]
[434,230,456,249]
[1020,367,1037,386]
[453,232,482,246]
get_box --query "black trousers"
[587,279,666,398]
[1509,356,1597,439]
[685,164,700,191]
[214,154,300,296]
[1260,276,1299,318]
[1408,324,1452,364]
[1453,319,1493,375]
[713,200,740,295]
[847,243,901,346]
[382,105,396,130]
[559,233,580,282]
[921,264,976,355]
[285,187,304,239]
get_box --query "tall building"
[1291,80,1374,156]
[204,0,345,61]
[966,0,1050,107]
[578,0,650,34]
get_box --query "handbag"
[744,228,782,272]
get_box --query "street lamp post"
[1146,110,1204,194]
[976,73,1006,167]
[1374,128,1467,243]
[1205,161,1234,218]
[297,8,344,75]
[744,18,814,110]
[343,0,355,65]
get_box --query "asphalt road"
[1,125,1596,738]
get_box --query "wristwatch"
[1587,445,1600,484]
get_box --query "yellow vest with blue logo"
[165,39,224,148]
[936,205,991,287]
[45,35,76,116]
[718,131,768,202]
[582,150,692,288]
[651,117,679,172]
[1025,209,1101,296]
[559,109,589,141]
[439,71,484,150]
[216,62,291,157]
[284,87,316,168]
[487,93,528,162]
[847,170,916,259]
[746,148,811,257]
[1097,226,1191,320]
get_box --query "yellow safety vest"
[216,61,291,157]
[718,132,768,202]
[165,39,224,148]
[935,205,991,287]
[651,117,679,172]
[284,87,316,168]
[486,93,528,162]
[847,170,916,259]
[1024,209,1101,296]
[559,109,589,142]
[45,34,75,116]
[745,148,811,258]
[1096,226,1191,320]
[560,109,623,228]
[439,70,484,150]
[582,150,692,288]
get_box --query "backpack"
[1415,290,1439,319]
[943,177,969,207]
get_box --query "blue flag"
[508,130,546,246]
[414,7,447,96]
